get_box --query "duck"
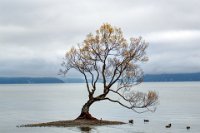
[165,123,171,128]
[186,126,190,130]
[128,119,134,124]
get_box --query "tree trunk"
[75,99,97,120]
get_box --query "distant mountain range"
[144,73,200,82]
[0,73,200,84]
[0,77,64,84]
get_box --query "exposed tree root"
[75,112,98,120]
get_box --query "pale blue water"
[0,82,200,133]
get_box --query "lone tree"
[60,23,158,120]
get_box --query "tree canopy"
[60,23,158,119]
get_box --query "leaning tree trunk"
[76,99,97,120]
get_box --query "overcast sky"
[0,0,200,77]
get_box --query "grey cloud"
[143,31,200,74]
[0,58,58,76]
[0,0,200,76]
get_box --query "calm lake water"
[0,82,200,133]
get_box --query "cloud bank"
[0,0,200,76]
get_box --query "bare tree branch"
[60,23,158,116]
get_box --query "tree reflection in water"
[78,126,94,133]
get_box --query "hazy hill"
[61,78,85,83]
[61,73,200,83]
[0,77,64,84]
[144,73,200,82]
[0,73,200,84]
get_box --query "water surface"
[0,82,200,133]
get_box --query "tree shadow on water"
[77,126,96,133]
